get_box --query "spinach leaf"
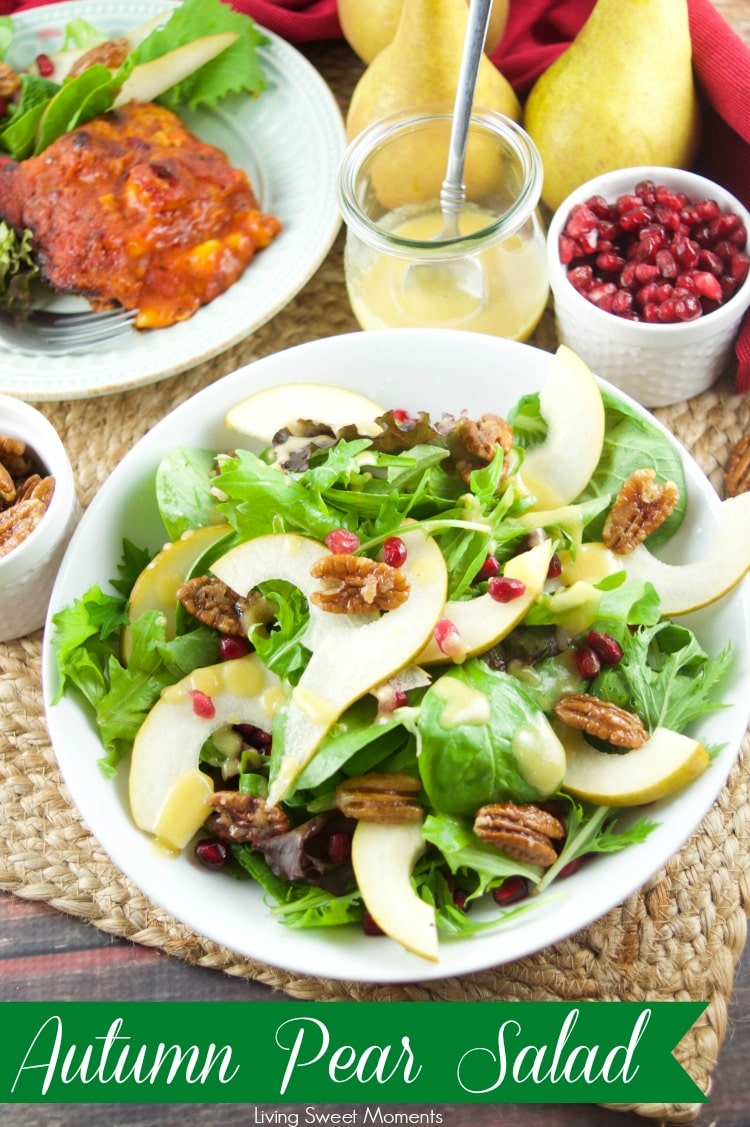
[294,696,407,791]
[416,662,560,815]
[422,814,540,897]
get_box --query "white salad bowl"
[42,330,750,983]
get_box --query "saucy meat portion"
[0,102,282,328]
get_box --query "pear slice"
[520,346,605,510]
[225,383,385,444]
[129,655,282,850]
[416,540,553,665]
[618,493,750,615]
[121,524,230,665]
[113,33,238,107]
[561,724,710,806]
[351,820,438,962]
[212,527,448,804]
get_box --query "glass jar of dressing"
[337,107,549,340]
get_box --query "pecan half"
[0,62,20,101]
[335,772,422,824]
[0,497,47,558]
[205,791,290,845]
[0,459,15,504]
[68,38,130,78]
[602,468,679,554]
[310,554,409,613]
[452,413,514,484]
[554,693,647,749]
[177,575,276,636]
[473,802,565,867]
[726,434,750,497]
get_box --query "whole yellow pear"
[338,0,509,63]
[346,0,521,210]
[524,0,701,211]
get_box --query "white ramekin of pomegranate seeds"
[0,395,80,641]
[547,167,750,406]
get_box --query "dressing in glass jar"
[337,107,549,340]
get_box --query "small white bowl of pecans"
[0,395,80,641]
[547,166,750,407]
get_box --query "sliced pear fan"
[520,345,605,509]
[211,527,448,804]
[351,821,438,962]
[129,655,282,850]
[225,383,385,444]
[560,724,710,806]
[619,492,750,615]
[416,539,553,664]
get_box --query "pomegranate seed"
[619,262,638,290]
[657,298,679,323]
[655,249,678,277]
[392,409,416,428]
[326,831,352,864]
[547,553,562,578]
[587,282,617,304]
[596,251,624,273]
[325,528,360,554]
[620,205,653,231]
[565,203,598,239]
[675,294,702,321]
[492,876,529,906]
[692,271,723,301]
[643,302,661,322]
[611,290,634,316]
[654,204,681,232]
[710,212,742,240]
[475,554,500,582]
[382,536,407,567]
[711,241,736,264]
[635,179,656,206]
[598,220,619,242]
[675,273,697,293]
[488,576,526,603]
[594,293,614,313]
[190,690,215,719]
[680,205,700,226]
[375,684,409,713]
[653,282,675,303]
[452,886,470,912]
[696,198,720,221]
[194,839,230,871]
[559,235,579,265]
[633,262,660,284]
[236,723,272,752]
[433,619,466,659]
[655,186,688,209]
[587,630,623,667]
[585,194,611,219]
[615,193,643,215]
[731,253,750,284]
[720,276,737,301]
[558,856,585,880]
[574,646,601,678]
[729,222,747,248]
[219,635,250,661]
[567,264,594,291]
[362,910,384,936]
[672,237,699,269]
[36,52,54,77]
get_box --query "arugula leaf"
[422,814,540,898]
[155,446,225,539]
[537,800,656,892]
[111,538,152,598]
[52,586,128,698]
[249,581,310,683]
[62,18,107,50]
[591,620,731,733]
[131,0,268,110]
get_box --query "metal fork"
[0,306,137,354]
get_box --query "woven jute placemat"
[1,41,749,1126]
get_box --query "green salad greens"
[52,371,732,960]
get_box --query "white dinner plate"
[42,330,750,983]
[0,0,345,400]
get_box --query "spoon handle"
[440,0,493,219]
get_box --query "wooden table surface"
[3,3,750,1126]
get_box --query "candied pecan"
[0,62,20,101]
[453,413,514,484]
[0,497,47,558]
[310,554,409,613]
[554,693,647,749]
[473,803,565,867]
[602,468,679,554]
[335,772,422,823]
[68,37,130,78]
[726,434,750,497]
[0,437,33,482]
[205,791,290,845]
[0,460,15,504]
[176,575,275,636]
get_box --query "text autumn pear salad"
[52,346,750,962]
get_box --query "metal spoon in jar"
[400,0,493,311]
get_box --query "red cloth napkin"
[3,0,750,391]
